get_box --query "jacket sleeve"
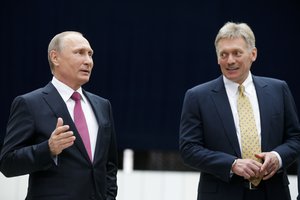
[105,100,118,200]
[179,89,236,183]
[0,96,54,177]
[272,81,300,168]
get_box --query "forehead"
[217,37,248,52]
[62,34,92,50]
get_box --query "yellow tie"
[237,85,262,186]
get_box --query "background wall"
[1,0,300,171]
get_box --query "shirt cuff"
[52,155,58,165]
[230,158,237,177]
[271,151,282,168]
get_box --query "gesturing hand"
[48,117,76,156]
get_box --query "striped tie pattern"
[237,85,262,186]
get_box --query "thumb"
[56,117,64,128]
[255,153,265,159]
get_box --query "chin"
[79,78,90,85]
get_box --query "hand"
[231,158,262,180]
[48,117,76,156]
[255,152,280,180]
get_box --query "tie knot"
[71,92,82,101]
[238,85,245,96]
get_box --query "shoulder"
[84,91,108,102]
[187,76,222,95]
[253,75,293,98]
[84,91,112,108]
[253,75,288,89]
[182,77,223,106]
[15,82,55,100]
[12,86,47,105]
[253,75,286,84]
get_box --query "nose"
[84,54,93,67]
[227,54,235,64]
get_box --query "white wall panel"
[0,171,298,200]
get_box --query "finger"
[51,118,64,136]
[57,117,64,128]
[260,156,271,172]
[58,136,76,150]
[260,164,268,173]
[51,132,74,150]
[245,170,255,179]
[58,131,75,139]
[243,164,258,178]
[60,142,75,151]
[263,169,276,180]
[49,133,75,151]
[52,118,70,136]
[255,153,265,159]
[252,160,263,168]
[252,163,263,177]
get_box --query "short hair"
[47,31,83,71]
[214,22,256,54]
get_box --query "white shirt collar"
[223,72,254,97]
[51,76,84,102]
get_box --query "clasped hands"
[232,152,280,181]
[48,117,76,156]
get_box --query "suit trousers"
[243,188,266,200]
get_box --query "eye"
[233,51,242,57]
[75,50,83,55]
[219,52,228,59]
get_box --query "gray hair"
[47,31,83,71]
[214,22,256,54]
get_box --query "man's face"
[216,37,257,84]
[52,33,94,90]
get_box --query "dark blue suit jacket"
[0,83,118,200]
[179,75,300,200]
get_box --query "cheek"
[218,60,227,68]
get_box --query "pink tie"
[71,92,92,161]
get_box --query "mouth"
[226,66,239,71]
[79,69,90,75]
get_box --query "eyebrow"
[74,47,93,52]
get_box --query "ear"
[49,50,59,66]
[251,47,257,62]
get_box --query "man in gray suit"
[179,22,300,200]
[0,31,118,200]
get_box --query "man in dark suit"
[0,31,118,200]
[179,22,300,200]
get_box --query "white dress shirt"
[223,73,261,151]
[51,77,98,160]
[223,72,282,167]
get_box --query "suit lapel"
[42,83,73,124]
[42,83,91,163]
[253,76,271,151]
[210,77,241,157]
[83,91,104,164]
[210,76,272,156]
